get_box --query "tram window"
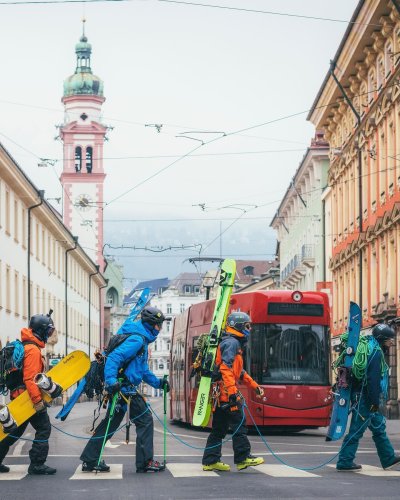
[248,323,329,386]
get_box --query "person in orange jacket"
[0,313,59,475]
[202,312,265,472]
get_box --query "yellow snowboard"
[0,350,90,442]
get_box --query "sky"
[0,0,358,285]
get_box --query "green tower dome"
[63,23,104,98]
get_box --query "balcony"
[281,254,306,287]
[301,244,315,268]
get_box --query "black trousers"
[0,410,51,465]
[80,394,154,470]
[202,405,250,465]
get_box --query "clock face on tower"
[75,193,93,211]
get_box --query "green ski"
[192,258,236,427]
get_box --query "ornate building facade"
[308,0,400,417]
[271,134,330,295]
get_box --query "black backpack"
[0,340,37,395]
[83,333,146,398]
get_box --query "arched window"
[75,147,82,172]
[86,146,93,173]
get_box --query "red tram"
[170,290,332,429]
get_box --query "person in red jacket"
[202,312,265,472]
[0,313,58,475]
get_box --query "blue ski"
[55,378,86,421]
[326,301,361,441]
[117,287,151,334]
[56,287,151,421]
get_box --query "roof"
[168,272,202,293]
[235,260,279,284]
[124,278,170,304]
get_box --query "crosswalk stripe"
[167,463,219,477]
[255,464,320,478]
[69,464,123,480]
[0,465,28,480]
[328,463,400,476]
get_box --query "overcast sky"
[0,0,358,284]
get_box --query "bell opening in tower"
[75,146,82,172]
[86,146,93,173]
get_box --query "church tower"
[60,21,106,271]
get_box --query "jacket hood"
[21,328,45,349]
[118,320,159,343]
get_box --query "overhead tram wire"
[0,0,383,29]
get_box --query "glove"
[161,376,170,393]
[34,400,49,414]
[105,381,121,396]
[370,404,379,413]
[228,393,242,412]
[255,386,264,398]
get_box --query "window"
[180,303,185,313]
[22,207,26,248]
[75,147,82,172]
[243,266,254,276]
[6,266,11,312]
[184,285,191,294]
[248,324,330,385]
[194,286,200,294]
[167,304,172,314]
[86,146,93,173]
[14,200,18,242]
[14,271,19,316]
[5,188,10,235]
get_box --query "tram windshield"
[248,324,330,386]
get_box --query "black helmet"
[227,312,251,336]
[29,313,55,342]
[372,323,395,343]
[141,306,165,327]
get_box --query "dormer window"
[243,266,254,276]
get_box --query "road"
[0,398,399,500]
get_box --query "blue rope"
[149,402,246,451]
[6,403,151,443]
[244,401,371,471]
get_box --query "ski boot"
[0,464,10,473]
[203,461,230,472]
[136,459,165,473]
[82,460,110,472]
[28,464,57,475]
[236,455,264,471]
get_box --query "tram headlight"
[292,291,303,302]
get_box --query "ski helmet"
[227,312,252,336]
[141,306,165,327]
[372,323,395,343]
[29,314,55,342]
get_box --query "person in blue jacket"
[79,306,170,473]
[336,323,400,471]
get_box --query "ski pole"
[97,390,119,470]
[163,375,168,466]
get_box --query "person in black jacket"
[336,324,400,471]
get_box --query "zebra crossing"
[1,462,400,480]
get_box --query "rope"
[149,403,246,451]
[6,402,151,443]
[244,401,371,471]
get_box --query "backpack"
[0,340,36,395]
[83,333,146,398]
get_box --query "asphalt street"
[0,398,399,500]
